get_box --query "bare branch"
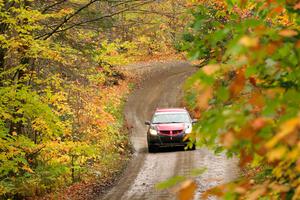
[38,0,101,40]
[37,0,156,40]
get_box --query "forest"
[0,0,190,199]
[1,0,300,200]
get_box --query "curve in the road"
[100,61,239,200]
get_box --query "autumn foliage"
[0,0,191,199]
[183,0,300,199]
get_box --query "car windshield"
[152,112,190,124]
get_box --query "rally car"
[145,108,197,152]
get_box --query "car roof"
[155,108,187,113]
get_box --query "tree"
[0,0,163,198]
[182,0,300,199]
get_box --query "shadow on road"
[145,146,195,154]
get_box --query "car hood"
[155,123,185,131]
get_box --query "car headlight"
[185,124,192,134]
[149,126,158,136]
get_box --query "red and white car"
[145,108,197,152]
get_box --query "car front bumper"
[147,133,190,147]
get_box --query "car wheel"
[191,143,196,150]
[148,145,157,153]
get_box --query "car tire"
[148,145,157,153]
[191,143,196,150]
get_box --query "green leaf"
[190,168,207,177]
[156,176,186,190]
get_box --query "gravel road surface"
[100,61,239,200]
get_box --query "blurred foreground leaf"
[156,176,186,190]
[175,180,197,200]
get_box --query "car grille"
[159,130,183,135]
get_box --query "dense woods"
[0,0,190,199]
[3,0,300,199]
[183,0,300,199]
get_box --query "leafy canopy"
[183,0,300,199]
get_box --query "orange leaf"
[235,186,247,194]
[266,41,282,55]
[237,124,255,140]
[176,180,197,200]
[196,87,213,110]
[272,6,284,13]
[202,64,220,75]
[240,149,253,167]
[221,131,235,148]
[249,90,265,110]
[251,118,268,131]
[193,107,202,119]
[296,159,300,172]
[229,68,246,98]
[296,40,300,48]
[278,29,298,37]
[294,2,300,10]
[254,25,267,34]
[256,145,267,156]
[240,0,248,7]
[202,185,225,199]
[282,130,298,146]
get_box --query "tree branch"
[38,0,101,40]
[37,0,155,39]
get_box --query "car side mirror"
[145,121,151,125]
[192,119,198,124]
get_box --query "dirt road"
[100,61,239,200]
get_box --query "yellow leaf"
[266,118,300,149]
[267,146,287,162]
[293,185,300,200]
[239,36,259,47]
[22,165,34,173]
